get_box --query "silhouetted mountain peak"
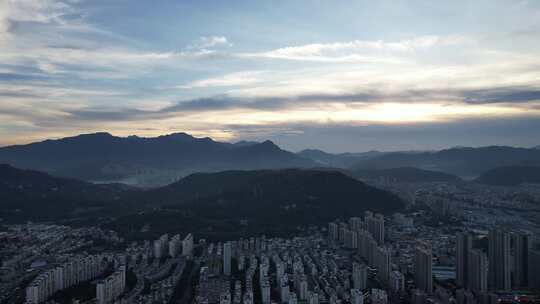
[72,132,114,139]
[160,132,196,141]
[242,140,283,153]
[260,140,279,148]
[38,132,115,144]
[0,132,316,186]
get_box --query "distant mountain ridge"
[474,165,540,186]
[351,146,540,178]
[4,133,540,185]
[352,167,463,183]
[297,149,385,168]
[297,148,430,168]
[0,132,316,186]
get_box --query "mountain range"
[349,146,540,179]
[0,132,315,187]
[1,133,540,186]
[297,146,540,180]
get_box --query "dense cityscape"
[1,176,539,304]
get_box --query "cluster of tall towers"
[152,233,194,259]
[456,229,540,294]
[26,255,105,304]
[328,212,404,292]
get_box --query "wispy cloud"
[0,0,72,33]
[188,36,232,49]
[26,84,540,126]
[0,1,232,85]
[176,71,265,89]
[240,35,471,62]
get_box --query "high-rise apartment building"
[376,246,391,284]
[352,262,367,290]
[488,229,511,290]
[456,232,473,288]
[183,233,194,256]
[512,232,529,288]
[223,241,232,276]
[344,229,358,249]
[96,265,126,304]
[349,217,363,232]
[528,248,540,289]
[414,241,433,294]
[26,255,104,304]
[328,222,338,242]
[169,234,182,257]
[365,213,385,245]
[467,249,488,294]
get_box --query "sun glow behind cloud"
[165,102,537,127]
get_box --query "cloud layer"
[1,0,540,151]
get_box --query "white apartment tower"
[224,241,232,276]
[183,233,194,256]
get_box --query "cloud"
[187,36,232,50]
[0,83,126,100]
[2,86,540,149]
[52,84,540,125]
[67,108,151,121]
[460,87,540,104]
[240,35,471,62]
[0,1,232,85]
[176,71,265,89]
[0,0,72,32]
[1,1,540,150]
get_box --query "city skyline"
[2,1,540,152]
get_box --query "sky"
[1,0,540,152]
